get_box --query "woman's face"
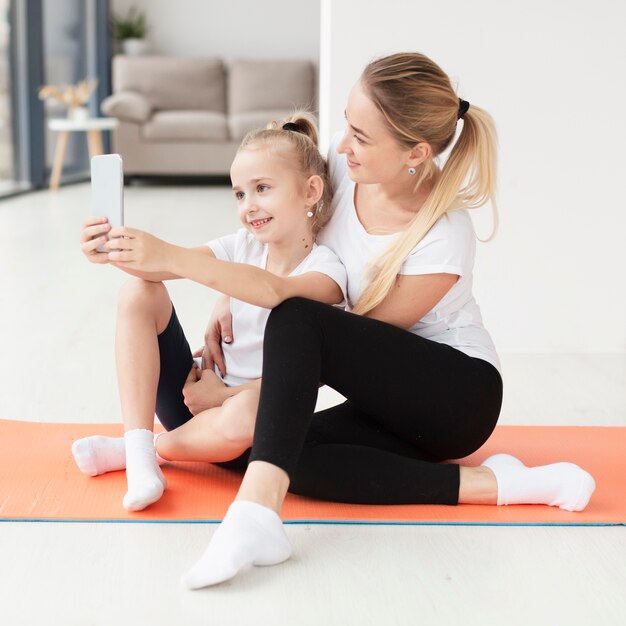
[230,146,313,245]
[337,80,415,185]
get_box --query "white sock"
[72,435,126,476]
[182,500,292,589]
[72,433,167,476]
[481,453,596,511]
[123,429,167,511]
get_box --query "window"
[1,0,110,197]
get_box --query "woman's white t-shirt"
[317,133,501,374]
[206,228,348,386]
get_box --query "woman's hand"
[106,226,175,273]
[182,364,228,414]
[80,216,112,264]
[200,295,233,377]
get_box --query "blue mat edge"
[1,518,623,527]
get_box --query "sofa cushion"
[101,91,152,123]
[142,111,229,142]
[112,55,226,112]
[229,60,316,114]
[229,109,300,142]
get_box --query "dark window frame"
[2,0,110,198]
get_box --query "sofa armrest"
[101,91,152,123]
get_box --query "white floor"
[0,183,624,625]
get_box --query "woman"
[179,52,596,589]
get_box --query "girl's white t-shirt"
[206,228,348,386]
[317,133,501,374]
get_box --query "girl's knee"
[118,278,169,313]
[217,390,257,444]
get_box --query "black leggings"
[154,306,195,432]
[152,306,251,470]
[248,298,503,506]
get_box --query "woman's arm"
[106,227,344,307]
[366,273,459,329]
[195,294,233,377]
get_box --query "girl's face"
[230,146,313,244]
[337,80,418,185]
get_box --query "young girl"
[73,113,347,512]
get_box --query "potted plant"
[111,6,149,56]
[39,79,99,120]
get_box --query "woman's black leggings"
[248,297,503,506]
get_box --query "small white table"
[47,117,119,191]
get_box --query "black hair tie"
[282,122,302,133]
[458,99,470,120]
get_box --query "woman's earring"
[408,167,416,175]
[307,211,314,218]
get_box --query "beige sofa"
[101,56,317,177]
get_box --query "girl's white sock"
[481,453,596,511]
[122,428,167,511]
[72,433,167,476]
[182,500,292,589]
[72,435,127,476]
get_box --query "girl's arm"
[106,227,343,307]
[366,273,459,329]
[183,368,262,415]
[109,245,213,283]
[181,364,261,415]
[80,216,213,282]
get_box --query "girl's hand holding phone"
[106,226,175,273]
[80,216,112,264]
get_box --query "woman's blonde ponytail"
[351,53,498,316]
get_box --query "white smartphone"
[91,154,124,252]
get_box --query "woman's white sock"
[122,429,167,511]
[481,453,596,511]
[182,500,292,589]
[72,433,167,476]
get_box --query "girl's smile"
[248,216,274,229]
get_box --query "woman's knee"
[267,297,327,333]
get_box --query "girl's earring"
[307,210,314,218]
[408,167,416,175]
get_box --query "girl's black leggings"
[248,297,503,506]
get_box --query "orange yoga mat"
[0,419,623,525]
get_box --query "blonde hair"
[238,111,332,238]
[352,52,499,316]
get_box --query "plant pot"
[122,38,149,56]
[68,106,89,122]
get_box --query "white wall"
[321,0,626,353]
[111,0,320,62]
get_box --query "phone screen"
[91,154,124,252]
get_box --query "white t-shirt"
[317,133,501,374]
[206,228,348,386]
